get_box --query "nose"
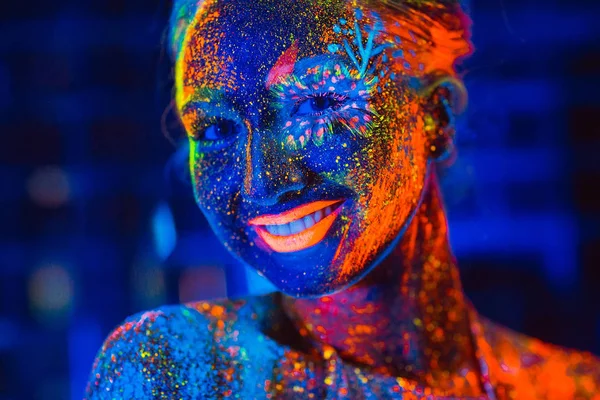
[242,127,307,206]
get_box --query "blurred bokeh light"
[28,263,74,324]
[27,166,71,208]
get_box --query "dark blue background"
[1,0,599,399]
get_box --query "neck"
[282,173,482,392]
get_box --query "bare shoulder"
[480,318,600,399]
[85,295,277,399]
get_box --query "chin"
[244,244,349,298]
[267,210,417,297]
[247,237,392,298]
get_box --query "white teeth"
[262,205,338,237]
[289,219,306,234]
[279,223,291,236]
[303,215,315,228]
[314,209,323,223]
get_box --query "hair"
[168,0,472,71]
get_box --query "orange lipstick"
[249,200,343,253]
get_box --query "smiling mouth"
[249,200,344,253]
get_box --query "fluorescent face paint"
[86,4,600,399]
[175,0,465,296]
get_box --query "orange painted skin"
[85,0,600,399]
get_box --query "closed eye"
[293,93,348,116]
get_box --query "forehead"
[176,0,351,100]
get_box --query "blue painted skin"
[85,296,494,399]
[86,1,600,399]
[85,1,475,398]
[85,299,298,399]
[178,0,429,298]
[84,295,600,399]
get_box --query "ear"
[421,77,467,162]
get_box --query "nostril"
[278,188,305,204]
[270,180,307,204]
[242,168,307,206]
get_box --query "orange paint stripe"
[332,217,351,263]
[244,122,254,197]
[254,207,341,253]
[248,200,342,226]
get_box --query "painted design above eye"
[327,8,392,79]
[266,8,407,151]
[270,60,377,150]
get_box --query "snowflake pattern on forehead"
[327,8,393,79]
[327,7,426,79]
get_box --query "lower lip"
[252,203,343,253]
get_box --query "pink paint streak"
[266,40,299,88]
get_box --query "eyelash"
[282,104,374,150]
[293,92,349,116]
[190,117,239,148]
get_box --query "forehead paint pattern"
[271,59,377,149]
[175,0,346,106]
[268,8,405,151]
[326,8,393,78]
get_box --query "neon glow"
[85,1,600,398]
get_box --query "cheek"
[352,89,428,204]
[348,91,428,238]
[303,136,361,182]
[189,141,242,217]
[330,91,428,279]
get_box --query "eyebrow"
[180,88,232,116]
[184,87,223,103]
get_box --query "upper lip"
[248,199,344,226]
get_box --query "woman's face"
[176,0,434,297]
